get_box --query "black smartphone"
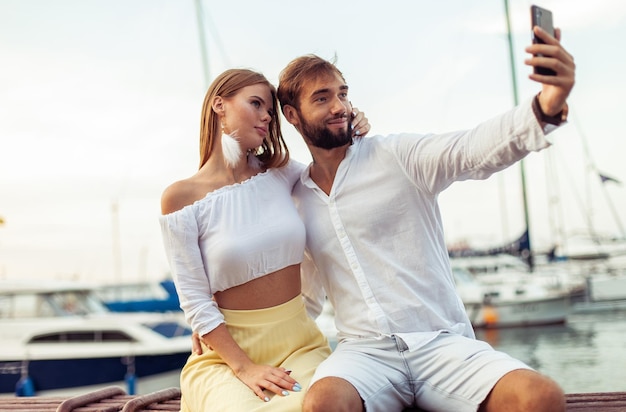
[531,5,556,76]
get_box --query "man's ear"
[282,105,300,126]
[212,96,224,114]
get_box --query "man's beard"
[300,114,352,150]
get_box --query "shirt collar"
[299,139,359,189]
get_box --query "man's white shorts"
[310,332,532,412]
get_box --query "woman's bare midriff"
[213,264,302,310]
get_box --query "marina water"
[475,309,626,393]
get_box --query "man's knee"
[526,376,565,412]
[480,369,565,412]
[303,377,363,412]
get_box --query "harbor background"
[1,0,625,398]
[1,0,625,283]
[476,309,626,394]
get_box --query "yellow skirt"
[180,295,331,412]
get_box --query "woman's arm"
[199,324,301,402]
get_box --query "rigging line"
[203,6,232,70]
[569,106,626,238]
[194,0,210,89]
[194,0,232,88]
[602,189,625,238]
[111,199,122,284]
[550,138,601,246]
[543,148,565,248]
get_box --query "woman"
[159,68,369,411]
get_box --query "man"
[277,25,574,412]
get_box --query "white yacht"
[0,280,192,397]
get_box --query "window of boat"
[452,268,474,285]
[96,283,170,302]
[0,296,11,318]
[28,330,136,343]
[0,293,56,318]
[46,291,109,316]
[146,321,192,338]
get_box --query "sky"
[1,0,625,284]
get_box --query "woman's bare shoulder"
[161,177,209,215]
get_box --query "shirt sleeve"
[300,250,325,319]
[159,207,224,336]
[388,98,552,195]
[280,159,307,188]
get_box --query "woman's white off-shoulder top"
[159,160,306,336]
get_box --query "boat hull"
[466,295,569,328]
[0,352,188,396]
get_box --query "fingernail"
[285,369,292,375]
[355,130,361,136]
[293,383,302,392]
[351,111,356,117]
[264,396,270,402]
[282,390,290,396]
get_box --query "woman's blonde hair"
[199,69,289,169]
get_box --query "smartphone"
[531,5,556,76]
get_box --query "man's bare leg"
[303,377,364,412]
[479,369,565,412]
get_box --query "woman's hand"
[235,364,301,402]
[191,330,301,401]
[191,331,203,355]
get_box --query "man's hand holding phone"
[530,5,556,76]
[525,6,575,120]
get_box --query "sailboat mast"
[504,0,534,271]
[194,0,210,90]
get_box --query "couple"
[160,25,574,412]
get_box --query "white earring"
[221,130,242,168]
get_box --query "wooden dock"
[0,386,180,412]
[0,386,625,411]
